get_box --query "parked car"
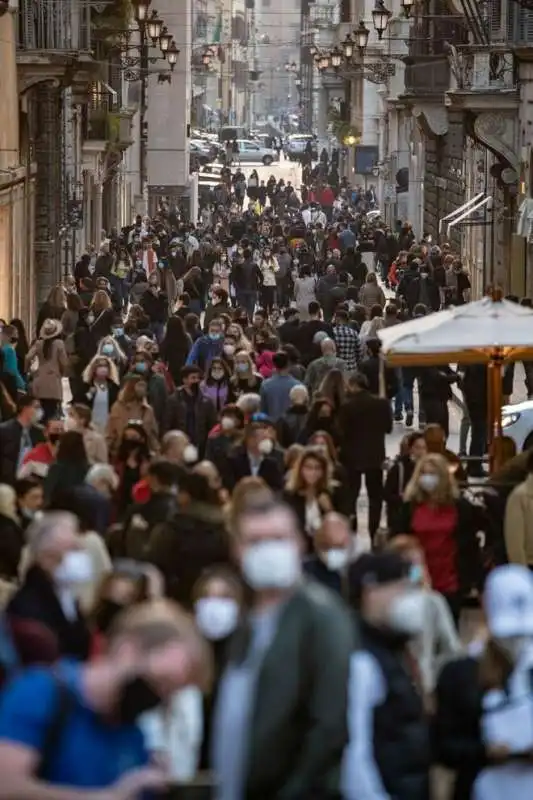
[235,139,278,165]
[501,399,533,451]
[285,133,317,161]
[190,141,212,167]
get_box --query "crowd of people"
[0,168,532,799]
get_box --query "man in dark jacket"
[298,301,333,366]
[303,512,352,598]
[233,249,262,318]
[404,266,440,314]
[316,265,340,322]
[225,417,285,491]
[342,552,430,800]
[7,512,91,661]
[338,373,393,539]
[166,366,217,456]
[213,499,354,800]
[359,339,398,399]
[0,395,45,485]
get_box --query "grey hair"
[236,393,261,414]
[320,337,336,354]
[289,384,308,403]
[85,463,119,490]
[26,512,78,557]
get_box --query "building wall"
[147,0,191,192]
[423,110,465,248]
[255,0,300,117]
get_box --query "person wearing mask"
[316,264,340,323]
[225,415,285,491]
[213,498,353,799]
[43,431,90,505]
[384,431,427,532]
[434,565,533,800]
[35,284,67,337]
[200,357,236,413]
[131,349,168,434]
[19,416,64,479]
[393,452,483,625]
[386,535,460,698]
[14,477,44,530]
[338,373,393,540]
[445,258,471,306]
[233,247,262,318]
[160,315,192,387]
[305,338,347,397]
[205,404,245,480]
[342,551,431,800]
[186,317,225,373]
[25,319,68,422]
[65,402,108,465]
[405,264,440,313]
[293,264,317,321]
[106,374,159,458]
[358,337,399,399]
[231,350,263,396]
[260,350,301,422]
[258,246,279,314]
[86,289,115,351]
[303,512,353,596]
[277,384,309,448]
[166,365,217,457]
[75,354,120,435]
[0,395,45,485]
[140,273,167,343]
[112,424,152,520]
[7,511,91,660]
[0,597,210,798]
[283,446,340,549]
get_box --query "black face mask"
[95,600,125,634]
[48,433,61,445]
[118,676,161,724]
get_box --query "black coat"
[73,379,119,411]
[277,406,308,448]
[0,513,24,579]
[359,355,398,398]
[7,565,90,660]
[225,446,285,492]
[338,391,393,473]
[303,554,344,598]
[166,388,218,455]
[0,419,45,485]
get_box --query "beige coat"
[106,399,159,456]
[26,339,68,400]
[83,428,109,464]
[358,282,386,311]
[504,474,533,566]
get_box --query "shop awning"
[438,192,485,235]
[446,194,491,236]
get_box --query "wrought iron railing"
[17,0,91,52]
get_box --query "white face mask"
[242,540,301,590]
[418,473,439,493]
[32,408,44,425]
[321,548,350,571]
[221,416,236,431]
[387,590,426,636]
[183,444,199,464]
[258,438,273,456]
[54,551,93,586]
[195,597,240,641]
[223,344,235,356]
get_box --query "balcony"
[16,0,95,94]
[445,50,519,113]
[403,58,450,100]
[84,105,134,152]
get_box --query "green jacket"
[226,580,355,800]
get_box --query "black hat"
[348,552,409,606]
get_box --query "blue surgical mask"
[135,362,147,374]
[209,333,222,341]
[101,344,114,356]
[113,328,124,338]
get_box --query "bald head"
[315,512,352,550]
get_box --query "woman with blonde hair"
[106,374,159,457]
[231,350,263,395]
[226,323,252,353]
[74,354,120,435]
[393,452,483,624]
[87,289,114,345]
[96,335,128,373]
[283,446,339,548]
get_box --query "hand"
[110,766,169,800]
[486,743,510,763]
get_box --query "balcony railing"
[449,50,516,91]
[17,0,91,52]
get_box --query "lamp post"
[371,0,392,40]
[131,0,151,210]
[401,0,415,18]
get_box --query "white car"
[501,399,533,451]
[235,139,278,165]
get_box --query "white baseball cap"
[484,565,533,638]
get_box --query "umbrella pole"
[488,351,504,473]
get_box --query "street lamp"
[167,40,179,69]
[331,47,342,69]
[401,0,415,16]
[355,20,370,51]
[372,0,392,40]
[319,54,329,71]
[342,33,354,59]
[159,25,172,54]
[131,0,150,25]
[147,9,163,44]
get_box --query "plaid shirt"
[333,324,361,371]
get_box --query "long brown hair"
[285,447,335,495]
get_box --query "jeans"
[236,290,256,318]
[189,298,202,315]
[109,274,129,309]
[350,468,384,540]
[149,321,165,343]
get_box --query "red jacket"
[319,187,335,207]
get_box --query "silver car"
[235,139,278,165]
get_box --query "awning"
[446,194,492,236]
[438,192,485,235]
[516,198,533,238]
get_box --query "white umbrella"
[378,297,533,366]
